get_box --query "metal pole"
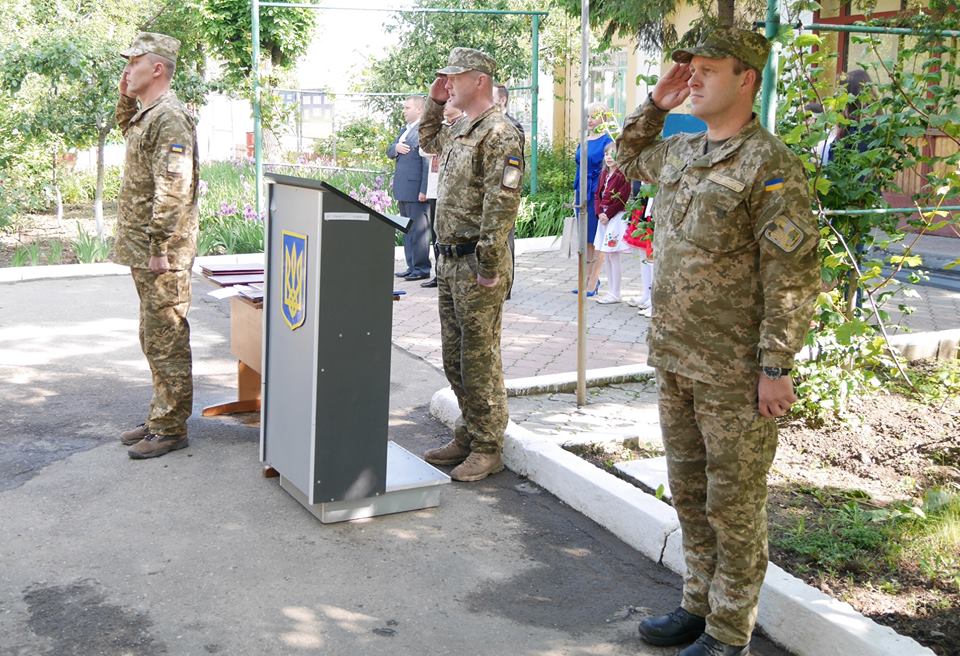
[252,0,264,216]
[259,2,548,15]
[821,205,960,216]
[759,0,780,133]
[790,22,960,38]
[576,0,589,407]
[530,13,540,194]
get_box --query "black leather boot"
[678,633,750,656]
[638,607,705,646]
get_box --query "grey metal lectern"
[261,173,449,523]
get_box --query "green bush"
[526,139,576,196]
[310,116,393,171]
[58,166,122,205]
[515,191,569,239]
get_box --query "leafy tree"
[362,0,534,123]
[775,0,960,418]
[551,0,765,52]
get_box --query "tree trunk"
[717,0,736,27]
[94,129,107,237]
[52,149,63,223]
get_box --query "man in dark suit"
[388,96,431,281]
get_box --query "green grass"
[72,223,111,263]
[11,243,40,266]
[46,239,64,265]
[773,484,960,591]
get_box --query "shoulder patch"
[501,155,523,190]
[764,216,804,252]
[764,177,784,192]
[170,143,185,154]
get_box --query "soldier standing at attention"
[419,48,523,482]
[113,33,199,460]
[617,29,819,656]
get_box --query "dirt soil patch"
[0,204,117,267]
[571,384,960,655]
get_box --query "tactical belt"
[436,242,477,257]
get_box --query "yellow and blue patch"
[281,230,308,330]
[170,143,185,154]
[764,177,784,192]
[501,155,523,190]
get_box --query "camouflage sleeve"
[616,97,670,183]
[148,112,196,257]
[751,157,820,369]
[115,95,138,137]
[418,98,449,157]
[477,123,523,279]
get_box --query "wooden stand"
[202,296,263,416]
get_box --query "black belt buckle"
[438,242,477,257]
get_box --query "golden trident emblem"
[281,230,307,330]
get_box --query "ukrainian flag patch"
[764,177,784,192]
[170,144,185,154]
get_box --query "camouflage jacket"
[617,99,820,385]
[113,90,199,270]
[420,99,523,279]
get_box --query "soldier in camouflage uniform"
[419,48,523,482]
[616,29,819,656]
[113,33,199,460]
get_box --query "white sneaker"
[638,306,653,317]
[596,293,621,304]
[626,295,650,309]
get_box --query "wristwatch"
[761,367,791,380]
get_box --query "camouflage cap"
[437,47,497,77]
[672,28,770,73]
[120,32,181,64]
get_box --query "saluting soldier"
[419,48,523,482]
[617,28,820,656]
[113,33,199,460]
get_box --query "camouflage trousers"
[131,268,194,436]
[656,369,778,647]
[437,250,511,454]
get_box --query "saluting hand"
[652,63,692,111]
[429,75,449,103]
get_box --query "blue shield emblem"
[280,230,307,330]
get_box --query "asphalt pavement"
[0,274,789,656]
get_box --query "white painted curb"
[430,372,936,656]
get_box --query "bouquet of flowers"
[623,185,656,258]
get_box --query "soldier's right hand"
[652,63,692,111]
[118,73,130,97]
[430,75,450,103]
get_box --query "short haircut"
[732,58,762,96]
[494,84,509,101]
[405,95,426,107]
[146,53,176,79]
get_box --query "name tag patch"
[707,172,746,193]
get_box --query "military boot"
[423,439,471,466]
[127,433,189,460]
[120,423,149,446]
[450,452,504,482]
[678,633,749,656]
[638,607,705,646]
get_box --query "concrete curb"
[429,371,937,656]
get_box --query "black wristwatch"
[761,367,791,381]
